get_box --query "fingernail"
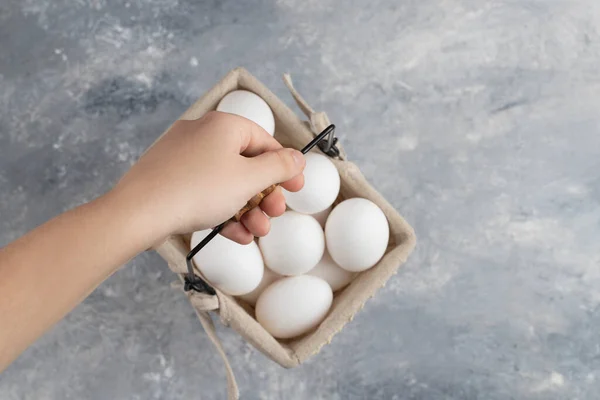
[291,149,305,167]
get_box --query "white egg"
[216,90,275,135]
[259,211,324,276]
[325,198,390,272]
[256,275,332,339]
[283,152,340,214]
[307,250,355,291]
[191,230,263,296]
[237,266,281,306]
[311,206,332,228]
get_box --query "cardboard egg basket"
[153,67,416,399]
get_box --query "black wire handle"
[184,124,338,294]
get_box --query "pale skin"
[0,111,306,372]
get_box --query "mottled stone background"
[1,0,600,399]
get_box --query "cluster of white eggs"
[190,90,390,339]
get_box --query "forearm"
[0,191,156,371]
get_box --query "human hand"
[110,111,305,246]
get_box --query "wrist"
[98,186,170,251]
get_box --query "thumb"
[245,148,305,192]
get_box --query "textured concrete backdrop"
[1,0,600,399]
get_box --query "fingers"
[220,208,271,245]
[222,186,297,245]
[259,187,287,217]
[221,222,253,244]
[223,188,286,245]
[280,173,304,192]
[244,148,306,195]
[240,207,270,237]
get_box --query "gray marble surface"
[1,0,600,399]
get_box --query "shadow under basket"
[152,67,416,399]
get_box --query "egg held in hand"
[237,266,281,306]
[255,275,333,339]
[216,90,275,135]
[259,211,325,276]
[307,250,355,292]
[191,229,264,296]
[283,152,340,215]
[325,198,390,272]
